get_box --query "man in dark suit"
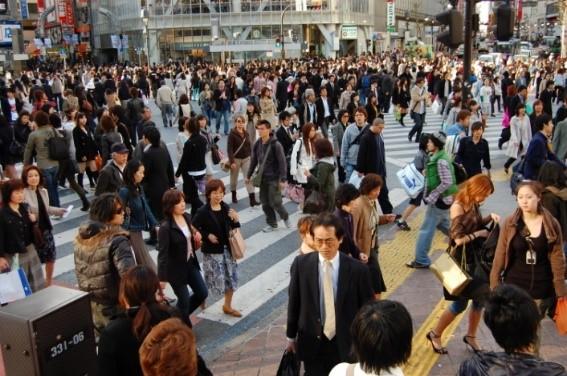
[509,85,527,118]
[315,86,336,138]
[275,111,297,157]
[299,88,318,127]
[286,213,374,376]
[356,118,394,214]
[95,143,128,196]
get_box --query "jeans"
[260,180,289,227]
[215,110,231,134]
[42,166,60,207]
[414,204,450,265]
[170,261,208,326]
[408,112,425,142]
[344,163,356,183]
[160,103,174,127]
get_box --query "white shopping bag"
[431,99,441,115]
[396,163,424,199]
[0,268,32,304]
[348,171,363,189]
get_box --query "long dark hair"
[119,266,167,341]
[123,159,143,197]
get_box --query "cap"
[111,143,129,154]
[430,131,447,146]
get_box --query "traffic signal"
[495,3,515,41]
[275,36,282,48]
[435,9,464,49]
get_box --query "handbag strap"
[256,142,272,176]
[233,136,247,157]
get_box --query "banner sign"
[20,0,29,19]
[387,0,396,33]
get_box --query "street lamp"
[141,8,149,65]
[280,5,292,59]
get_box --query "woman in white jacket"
[290,123,317,185]
[504,103,532,174]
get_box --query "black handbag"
[8,127,24,157]
[276,350,300,376]
[303,190,325,214]
[211,143,222,165]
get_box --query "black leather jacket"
[458,351,567,376]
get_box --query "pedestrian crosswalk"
[49,108,505,328]
[381,111,505,167]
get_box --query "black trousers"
[378,181,394,214]
[336,156,346,183]
[303,336,340,376]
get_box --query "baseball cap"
[111,143,129,154]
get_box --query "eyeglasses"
[314,238,337,246]
[114,207,124,215]
[235,119,244,123]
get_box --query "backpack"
[452,161,468,185]
[47,129,69,161]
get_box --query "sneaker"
[406,261,430,269]
[262,225,277,233]
[283,219,292,229]
[396,220,411,231]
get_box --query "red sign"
[57,0,75,27]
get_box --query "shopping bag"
[431,99,441,115]
[430,246,472,296]
[228,228,246,260]
[348,171,363,189]
[276,350,300,376]
[0,268,32,304]
[285,184,305,204]
[554,298,567,335]
[396,163,424,199]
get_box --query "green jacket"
[307,158,336,212]
[425,150,457,198]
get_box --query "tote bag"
[396,163,424,199]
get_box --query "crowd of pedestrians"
[0,50,565,375]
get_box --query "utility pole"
[280,5,291,59]
[462,0,475,102]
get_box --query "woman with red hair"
[426,174,500,355]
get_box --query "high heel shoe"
[463,335,482,353]
[426,330,448,354]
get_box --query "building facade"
[91,0,378,64]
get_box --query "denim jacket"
[118,186,158,232]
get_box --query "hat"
[430,131,446,146]
[111,143,129,154]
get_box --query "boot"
[249,193,259,207]
[80,198,90,212]
[231,191,238,204]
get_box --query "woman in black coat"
[157,189,207,326]
[73,112,99,190]
[192,179,242,317]
[176,117,208,216]
[0,114,20,179]
[14,111,33,149]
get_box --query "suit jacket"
[95,161,124,196]
[286,252,373,362]
[315,97,336,127]
[157,213,201,286]
[299,102,318,127]
[275,125,295,157]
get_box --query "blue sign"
[20,0,28,19]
